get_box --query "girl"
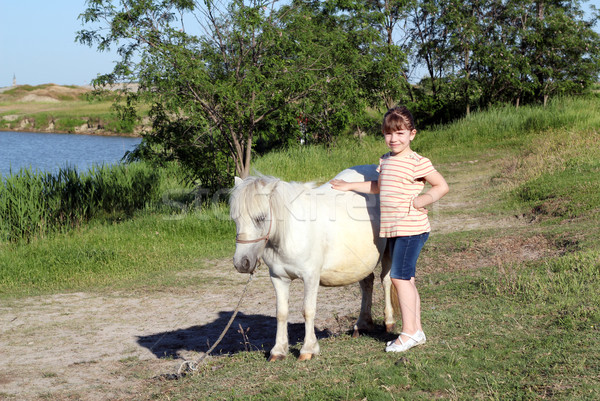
[331,105,449,353]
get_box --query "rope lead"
[158,273,255,380]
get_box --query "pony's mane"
[230,175,317,245]
[229,175,278,221]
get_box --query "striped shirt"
[376,152,436,237]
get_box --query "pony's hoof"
[352,328,360,338]
[385,323,396,333]
[268,354,286,362]
[298,353,313,361]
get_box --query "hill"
[0,84,90,102]
[0,84,143,136]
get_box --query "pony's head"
[230,175,279,274]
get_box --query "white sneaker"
[386,331,426,346]
[385,331,426,353]
[416,330,426,345]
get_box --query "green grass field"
[1,96,599,400]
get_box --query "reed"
[0,162,164,242]
[0,169,49,241]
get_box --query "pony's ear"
[234,176,243,187]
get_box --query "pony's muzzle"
[233,255,257,274]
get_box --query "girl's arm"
[413,171,449,209]
[330,179,379,194]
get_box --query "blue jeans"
[388,232,429,280]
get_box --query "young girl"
[331,105,449,353]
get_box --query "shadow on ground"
[137,311,334,359]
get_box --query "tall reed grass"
[0,162,163,242]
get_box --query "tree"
[405,0,461,123]
[408,0,451,100]
[468,0,600,108]
[406,0,600,124]
[523,0,600,105]
[78,0,388,188]
[362,0,415,107]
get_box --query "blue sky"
[1,0,599,89]
[0,0,119,87]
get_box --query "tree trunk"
[231,131,249,179]
[242,135,252,178]
[537,1,544,20]
[464,47,470,116]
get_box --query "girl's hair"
[382,105,416,133]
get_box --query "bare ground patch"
[0,264,370,400]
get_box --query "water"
[0,131,142,176]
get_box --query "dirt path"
[0,160,540,400]
[1,263,372,400]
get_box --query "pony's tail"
[389,281,401,319]
[381,245,401,331]
[383,278,401,333]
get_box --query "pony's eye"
[254,215,266,224]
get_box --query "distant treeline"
[395,0,600,124]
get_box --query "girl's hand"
[330,179,351,191]
[330,179,379,194]
[414,205,428,214]
[413,195,430,213]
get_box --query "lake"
[0,131,142,177]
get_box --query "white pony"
[230,165,397,361]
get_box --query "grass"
[139,250,599,400]
[413,96,600,163]
[0,207,235,296]
[145,96,599,399]
[0,98,114,129]
[253,136,388,182]
[1,96,599,399]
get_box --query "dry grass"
[0,85,110,120]
[497,128,600,190]
[0,84,90,103]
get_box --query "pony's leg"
[381,248,397,333]
[353,273,375,337]
[269,275,291,361]
[298,275,320,361]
